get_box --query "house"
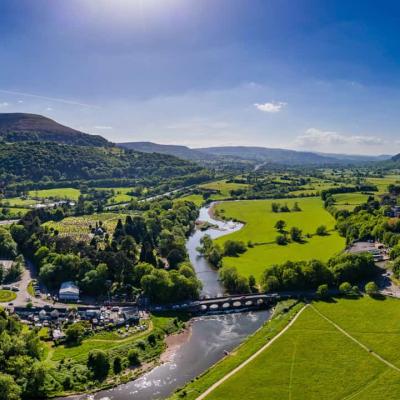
[59,281,79,302]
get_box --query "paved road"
[0,219,19,225]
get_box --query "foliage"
[365,281,379,295]
[87,350,110,381]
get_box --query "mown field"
[199,180,249,199]
[214,198,345,280]
[366,175,400,194]
[44,212,130,242]
[333,192,370,211]
[0,290,17,302]
[203,296,400,400]
[174,194,205,207]
[28,188,81,201]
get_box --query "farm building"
[59,281,79,301]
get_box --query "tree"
[127,349,140,366]
[0,373,21,400]
[248,275,257,292]
[276,234,288,245]
[274,220,286,232]
[316,284,329,299]
[223,240,246,257]
[290,227,302,242]
[339,281,352,295]
[87,350,110,381]
[65,322,86,345]
[365,281,378,296]
[271,202,280,213]
[316,225,328,236]
[292,202,301,212]
[113,356,123,374]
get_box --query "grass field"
[0,207,29,218]
[203,296,400,400]
[96,187,136,204]
[214,198,345,280]
[199,180,249,199]
[366,175,400,194]
[333,192,370,210]
[174,194,204,207]
[0,290,17,302]
[28,188,81,201]
[44,212,130,242]
[0,197,37,207]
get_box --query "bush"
[290,227,302,242]
[65,322,86,345]
[316,284,329,299]
[339,281,352,295]
[127,349,141,366]
[223,240,247,257]
[276,235,288,246]
[87,350,110,381]
[316,225,328,236]
[113,356,123,374]
[365,281,378,296]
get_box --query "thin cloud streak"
[0,89,99,108]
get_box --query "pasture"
[204,296,400,400]
[174,194,204,207]
[96,187,136,204]
[366,175,400,194]
[199,180,249,199]
[28,188,81,201]
[333,192,370,211]
[214,198,345,280]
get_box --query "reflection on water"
[64,204,269,400]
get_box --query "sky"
[1,0,400,154]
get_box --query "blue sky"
[1,0,400,154]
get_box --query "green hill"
[0,141,203,183]
[0,113,110,147]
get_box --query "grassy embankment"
[169,300,303,400]
[0,290,17,302]
[214,197,346,280]
[201,296,400,400]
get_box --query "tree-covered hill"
[0,113,110,147]
[0,141,204,184]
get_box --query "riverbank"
[169,300,303,400]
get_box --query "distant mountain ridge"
[0,113,110,147]
[118,141,389,165]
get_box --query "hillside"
[119,142,387,166]
[0,141,203,183]
[118,141,214,161]
[0,113,110,146]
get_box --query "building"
[59,281,79,302]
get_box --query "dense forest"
[0,142,205,185]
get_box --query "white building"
[59,281,79,302]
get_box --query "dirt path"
[310,304,400,374]
[194,304,308,400]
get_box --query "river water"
[70,204,271,400]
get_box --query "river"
[70,203,271,400]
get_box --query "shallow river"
[70,204,271,400]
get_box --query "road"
[0,219,19,225]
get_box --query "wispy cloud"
[295,128,385,147]
[94,126,113,130]
[0,102,9,108]
[254,101,286,113]
[0,89,99,108]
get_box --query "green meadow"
[214,198,345,280]
[174,194,205,207]
[96,187,135,204]
[28,188,81,201]
[333,192,370,211]
[199,180,249,199]
[204,296,400,400]
[366,175,400,194]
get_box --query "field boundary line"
[194,304,309,400]
[310,305,400,374]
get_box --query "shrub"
[127,349,140,366]
[316,284,329,299]
[365,281,378,296]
